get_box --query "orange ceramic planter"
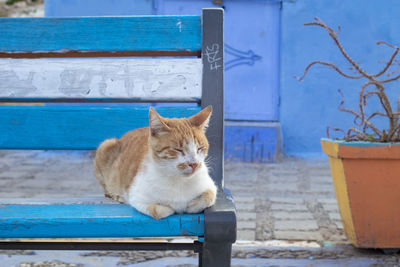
[321,138,400,248]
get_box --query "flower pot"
[321,138,400,248]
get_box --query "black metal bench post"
[201,8,236,267]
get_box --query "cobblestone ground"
[225,158,346,243]
[0,0,44,18]
[0,150,398,266]
[1,243,400,266]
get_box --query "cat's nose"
[188,162,199,171]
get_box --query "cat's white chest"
[127,160,215,213]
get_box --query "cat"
[94,106,217,220]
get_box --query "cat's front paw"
[147,204,175,220]
[186,189,216,213]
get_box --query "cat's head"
[148,106,212,177]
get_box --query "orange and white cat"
[94,106,216,219]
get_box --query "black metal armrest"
[204,187,237,243]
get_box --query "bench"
[0,8,236,266]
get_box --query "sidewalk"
[225,157,345,243]
[0,150,398,266]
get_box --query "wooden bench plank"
[0,58,202,100]
[0,16,201,55]
[0,204,204,238]
[0,106,200,150]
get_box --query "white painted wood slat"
[0,58,202,100]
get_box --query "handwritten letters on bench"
[205,44,222,71]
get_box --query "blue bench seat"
[0,201,203,239]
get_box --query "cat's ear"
[149,107,170,136]
[189,105,212,131]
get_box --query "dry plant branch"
[372,48,399,77]
[337,89,383,137]
[296,61,363,81]
[305,18,373,78]
[299,18,400,142]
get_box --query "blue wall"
[281,0,400,157]
[45,0,153,16]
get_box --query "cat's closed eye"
[174,148,185,155]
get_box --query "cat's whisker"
[204,156,216,172]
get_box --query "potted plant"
[297,18,400,249]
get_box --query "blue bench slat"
[0,204,204,238]
[0,16,201,53]
[0,106,200,150]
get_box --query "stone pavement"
[1,242,400,266]
[0,150,399,266]
[225,158,345,243]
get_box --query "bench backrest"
[0,9,225,186]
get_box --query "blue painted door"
[155,0,280,121]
